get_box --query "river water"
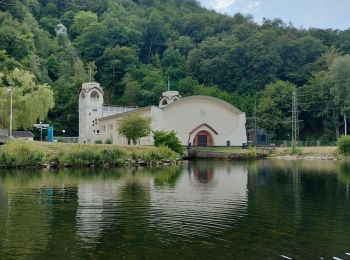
[1,159,350,259]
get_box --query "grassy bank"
[269,146,339,158]
[0,140,180,168]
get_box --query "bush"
[130,146,178,163]
[51,147,126,166]
[0,140,44,167]
[94,140,103,144]
[247,145,257,158]
[336,135,350,155]
[153,130,183,155]
[105,138,112,144]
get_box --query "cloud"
[243,0,261,13]
[208,0,239,12]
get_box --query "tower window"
[90,91,100,100]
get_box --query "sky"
[198,0,350,30]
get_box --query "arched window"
[159,98,168,108]
[90,91,100,100]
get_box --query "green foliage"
[153,130,183,155]
[291,146,302,156]
[0,140,44,167]
[329,55,350,115]
[118,114,151,145]
[130,145,178,163]
[105,138,112,144]
[247,145,257,158]
[0,140,177,168]
[1,0,350,140]
[50,147,126,166]
[0,68,54,129]
[336,135,350,156]
[94,140,103,144]
[257,81,296,139]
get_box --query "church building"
[79,82,247,147]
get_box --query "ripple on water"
[1,161,350,259]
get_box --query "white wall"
[95,96,247,147]
[151,97,247,146]
[78,84,104,144]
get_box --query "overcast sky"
[198,0,350,30]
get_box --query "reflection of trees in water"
[153,166,183,187]
[0,166,185,258]
[245,159,350,259]
[4,161,350,258]
[0,187,52,259]
[338,161,350,198]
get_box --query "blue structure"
[47,126,54,142]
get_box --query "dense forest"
[1,0,350,142]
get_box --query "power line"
[299,107,340,112]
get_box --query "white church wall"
[99,108,153,145]
[156,97,247,146]
[79,82,247,147]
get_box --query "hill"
[1,0,350,141]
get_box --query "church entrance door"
[193,131,213,147]
[198,135,207,146]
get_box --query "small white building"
[78,82,247,147]
[55,23,67,35]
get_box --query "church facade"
[79,82,247,147]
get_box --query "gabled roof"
[12,131,34,138]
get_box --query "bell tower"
[159,91,181,108]
[79,82,104,143]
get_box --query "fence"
[259,140,336,147]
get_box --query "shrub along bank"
[0,140,180,168]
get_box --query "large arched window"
[90,91,100,100]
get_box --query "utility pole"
[344,114,347,136]
[291,90,299,147]
[167,76,170,91]
[254,98,257,145]
[9,87,13,138]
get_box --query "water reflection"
[1,160,350,259]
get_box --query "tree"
[329,55,350,116]
[118,114,151,145]
[153,130,183,155]
[70,11,98,35]
[0,68,54,129]
[257,81,295,139]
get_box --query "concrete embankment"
[184,147,271,160]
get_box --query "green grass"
[0,139,179,168]
[270,146,338,157]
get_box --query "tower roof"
[79,82,104,95]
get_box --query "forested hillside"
[1,0,350,141]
